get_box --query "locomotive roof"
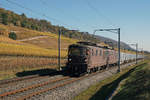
[77,41,97,46]
[70,41,113,50]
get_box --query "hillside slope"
[0,24,79,57]
[0,24,76,79]
[0,7,134,50]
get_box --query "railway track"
[0,75,40,86]
[0,70,61,88]
[0,76,70,100]
[0,68,103,100]
[0,75,47,88]
[0,61,139,100]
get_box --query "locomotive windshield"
[69,47,86,56]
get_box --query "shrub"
[9,32,17,40]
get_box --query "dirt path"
[17,36,48,42]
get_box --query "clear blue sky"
[1,0,150,51]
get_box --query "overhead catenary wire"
[40,0,81,22]
[39,0,81,30]
[39,0,95,31]
[0,3,23,14]
[4,0,117,34]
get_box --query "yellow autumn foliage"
[0,42,67,57]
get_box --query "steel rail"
[0,71,60,86]
[0,60,141,100]
[16,70,102,100]
[17,60,141,100]
[0,76,69,98]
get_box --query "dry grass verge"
[0,56,67,80]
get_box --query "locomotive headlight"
[69,58,72,61]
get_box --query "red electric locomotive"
[67,41,118,75]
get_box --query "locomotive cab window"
[69,47,86,56]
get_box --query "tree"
[21,13,26,18]
[0,8,99,42]
[21,20,28,27]
[9,32,17,40]
[2,13,8,25]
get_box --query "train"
[66,41,144,76]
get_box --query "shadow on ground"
[89,63,147,100]
[16,66,68,77]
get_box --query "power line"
[39,0,85,30]
[0,3,23,14]
[40,0,81,21]
[40,0,106,32]
[5,0,78,30]
[84,0,118,28]
[40,0,110,33]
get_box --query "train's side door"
[103,49,109,65]
[86,48,91,65]
[106,50,110,66]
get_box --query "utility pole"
[58,29,78,71]
[136,43,138,64]
[118,28,120,72]
[139,48,144,61]
[58,29,61,71]
[142,49,144,61]
[130,43,138,64]
[93,28,121,72]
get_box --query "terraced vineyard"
[0,24,78,79]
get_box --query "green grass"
[112,61,150,100]
[73,60,148,100]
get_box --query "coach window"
[100,50,102,56]
[103,51,105,58]
[109,51,112,55]
[107,51,109,55]
[105,51,109,56]
[96,50,98,56]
